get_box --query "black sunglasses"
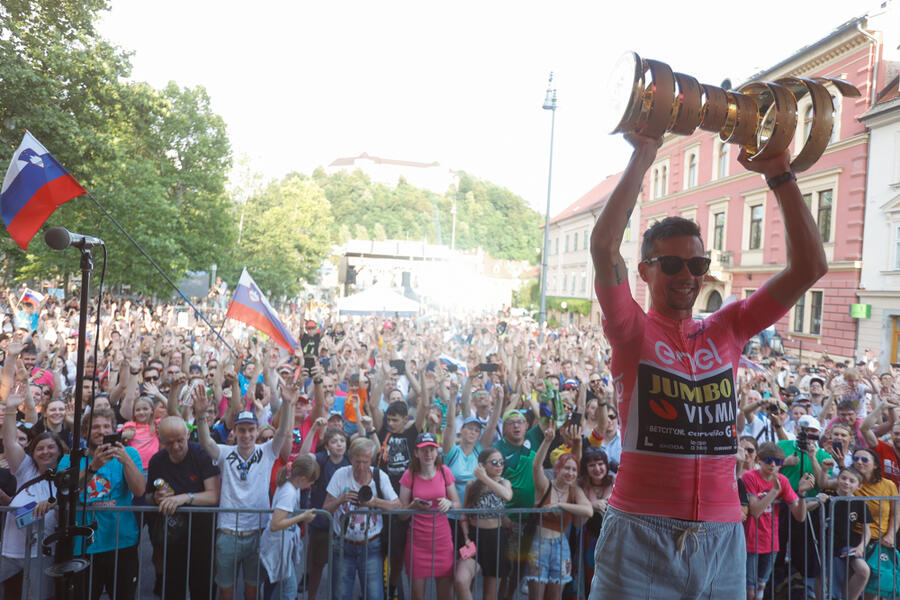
[642,255,711,276]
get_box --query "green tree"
[239,173,332,297]
[0,3,237,295]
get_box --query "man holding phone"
[58,407,145,599]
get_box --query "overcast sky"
[97,0,873,218]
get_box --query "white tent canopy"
[338,285,420,317]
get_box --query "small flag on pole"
[1,131,86,250]
[225,268,298,352]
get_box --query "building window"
[749,205,763,249]
[817,190,832,242]
[564,235,569,253]
[687,154,698,188]
[803,105,814,140]
[713,212,725,251]
[583,229,588,250]
[810,291,823,335]
[793,294,805,332]
[803,189,833,243]
[554,237,559,255]
[571,275,577,293]
[650,162,670,199]
[716,142,728,179]
[895,224,900,270]
[563,274,567,290]
[581,275,587,293]
[791,290,824,335]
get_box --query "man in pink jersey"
[588,133,827,600]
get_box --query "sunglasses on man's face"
[761,457,784,466]
[642,255,711,276]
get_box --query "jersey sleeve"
[728,286,791,343]
[594,280,644,346]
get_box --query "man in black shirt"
[146,417,220,600]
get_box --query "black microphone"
[44,227,104,250]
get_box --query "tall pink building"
[633,15,891,362]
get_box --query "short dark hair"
[641,217,703,261]
[757,442,785,460]
[837,400,857,413]
[385,401,408,418]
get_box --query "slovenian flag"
[1,132,86,250]
[226,268,298,351]
[439,355,468,378]
[20,288,44,306]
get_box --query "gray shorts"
[588,507,746,600]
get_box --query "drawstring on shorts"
[675,523,704,559]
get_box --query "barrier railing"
[4,496,900,599]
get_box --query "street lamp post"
[538,72,557,342]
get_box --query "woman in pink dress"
[399,432,461,600]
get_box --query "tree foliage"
[238,173,332,297]
[312,169,541,262]
[0,1,236,295]
[0,1,541,299]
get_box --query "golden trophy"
[604,52,861,171]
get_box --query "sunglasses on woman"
[642,255,711,276]
[852,455,871,463]
[487,458,505,467]
[761,457,784,466]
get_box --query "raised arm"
[192,384,220,461]
[738,150,827,307]
[532,423,556,501]
[273,382,298,461]
[1,343,26,472]
[591,134,661,287]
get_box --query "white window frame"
[684,144,700,190]
[795,89,842,152]
[715,140,729,179]
[789,289,825,336]
[893,222,900,271]
[741,191,766,252]
[706,197,730,253]
[798,169,839,261]
[649,158,670,200]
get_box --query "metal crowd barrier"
[6,497,900,599]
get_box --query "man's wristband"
[766,171,796,190]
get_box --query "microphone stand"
[43,246,95,598]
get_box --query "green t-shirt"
[777,440,831,497]
[493,424,543,508]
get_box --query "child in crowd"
[741,442,811,600]
[818,467,871,600]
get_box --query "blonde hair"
[276,453,320,487]
[349,436,377,460]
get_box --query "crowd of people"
[0,285,897,600]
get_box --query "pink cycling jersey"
[596,280,788,522]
